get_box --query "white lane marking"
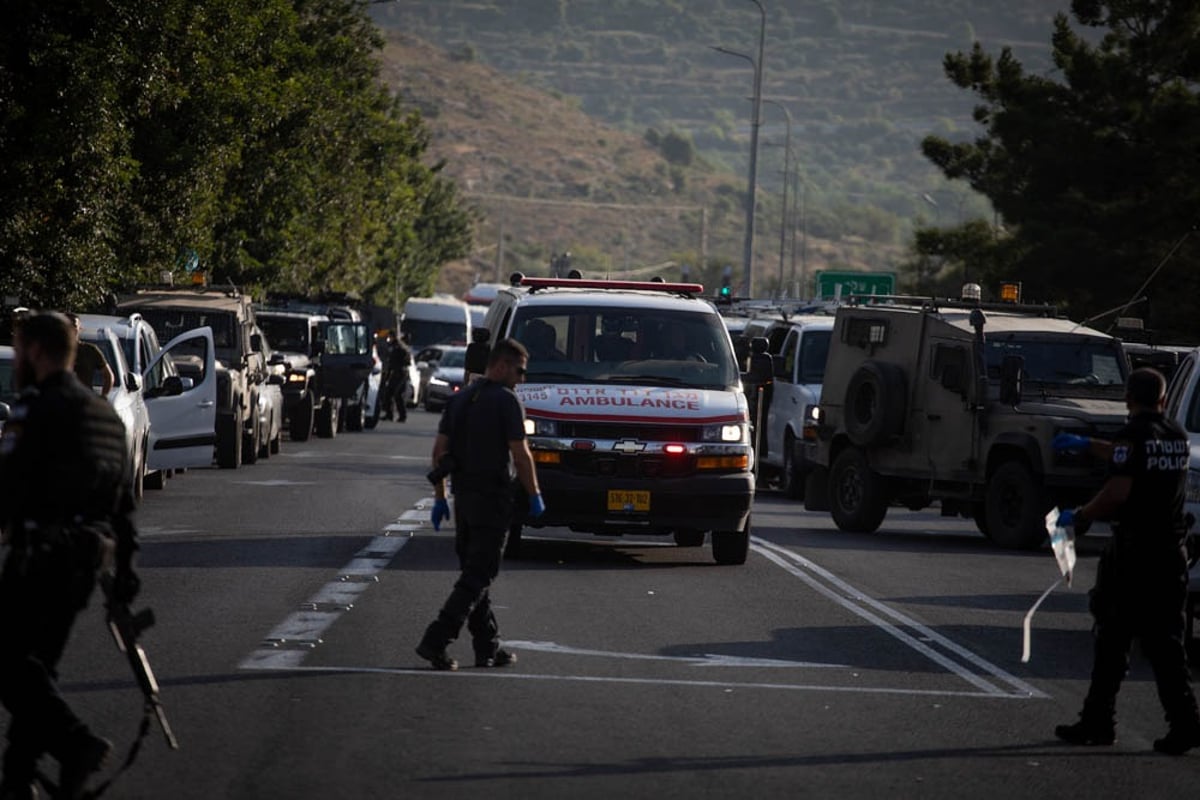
[504,640,846,669]
[237,663,1031,699]
[237,534,410,670]
[751,537,1048,699]
[232,480,316,486]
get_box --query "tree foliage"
[917,0,1200,339]
[0,0,471,311]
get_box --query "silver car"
[422,346,467,413]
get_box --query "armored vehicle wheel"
[983,461,1048,549]
[216,413,242,469]
[290,393,314,441]
[712,521,750,565]
[315,399,338,438]
[844,361,906,447]
[782,433,805,500]
[829,447,889,532]
[673,529,706,547]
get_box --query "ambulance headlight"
[703,423,747,443]
[524,417,557,437]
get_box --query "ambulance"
[483,274,755,564]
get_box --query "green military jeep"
[807,291,1130,548]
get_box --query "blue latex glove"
[1056,508,1076,530]
[529,493,546,519]
[1052,433,1090,453]
[1056,507,1092,536]
[431,498,451,531]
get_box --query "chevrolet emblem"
[612,439,646,454]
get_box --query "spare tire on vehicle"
[843,360,907,447]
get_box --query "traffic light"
[718,265,733,301]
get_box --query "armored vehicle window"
[258,316,309,352]
[983,335,1125,388]
[843,318,888,349]
[932,344,968,381]
[138,309,237,358]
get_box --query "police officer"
[416,338,544,671]
[1053,367,1200,755]
[0,312,141,798]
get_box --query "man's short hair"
[1126,367,1166,407]
[488,337,528,366]
[16,311,76,365]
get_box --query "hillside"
[373,1,1068,296]
[380,33,901,299]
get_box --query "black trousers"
[0,538,99,782]
[1082,555,1200,730]
[420,488,513,658]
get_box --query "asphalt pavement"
[30,410,1200,798]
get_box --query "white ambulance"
[483,275,755,564]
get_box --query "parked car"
[0,345,15,434]
[78,314,219,487]
[252,324,286,457]
[759,315,834,498]
[79,327,152,500]
[422,346,468,412]
[118,286,264,467]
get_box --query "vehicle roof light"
[961,283,982,302]
[999,282,1022,303]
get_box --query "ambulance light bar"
[520,277,705,295]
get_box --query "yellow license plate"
[607,490,651,512]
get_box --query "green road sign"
[814,270,895,299]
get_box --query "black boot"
[1055,717,1116,746]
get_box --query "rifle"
[100,572,179,751]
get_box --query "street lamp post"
[762,99,791,299]
[712,0,765,297]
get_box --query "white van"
[484,275,755,565]
[400,295,471,350]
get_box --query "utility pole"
[762,99,791,299]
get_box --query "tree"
[0,0,472,311]
[917,0,1200,338]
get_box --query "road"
[38,410,1200,798]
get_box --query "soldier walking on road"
[1053,367,1200,755]
[0,312,142,799]
[416,339,544,671]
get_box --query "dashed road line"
[238,532,412,670]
